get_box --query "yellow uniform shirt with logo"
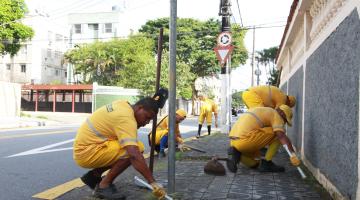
[149,116,182,145]
[73,100,144,168]
[242,85,287,109]
[199,98,218,125]
[229,107,285,153]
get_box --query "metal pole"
[251,26,255,86]
[168,0,177,194]
[149,28,164,172]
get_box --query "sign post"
[214,31,233,134]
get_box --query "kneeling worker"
[149,109,187,158]
[242,85,296,109]
[73,94,168,199]
[226,105,301,173]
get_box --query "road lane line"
[0,130,75,140]
[7,139,74,158]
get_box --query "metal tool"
[134,176,173,200]
[282,145,307,179]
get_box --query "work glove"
[290,153,301,166]
[178,144,191,152]
[151,182,166,200]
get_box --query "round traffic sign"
[217,32,232,46]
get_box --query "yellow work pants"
[230,127,280,167]
[198,112,212,125]
[74,140,144,168]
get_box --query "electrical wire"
[235,0,243,27]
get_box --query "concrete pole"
[251,26,256,86]
[168,0,177,194]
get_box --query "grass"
[20,112,31,118]
[36,115,48,119]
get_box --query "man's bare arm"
[125,145,155,183]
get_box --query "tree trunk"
[191,83,197,116]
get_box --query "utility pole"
[255,61,261,85]
[168,0,177,194]
[219,0,232,134]
[251,26,255,86]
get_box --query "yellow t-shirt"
[229,107,285,139]
[200,98,218,115]
[248,85,287,108]
[150,116,182,144]
[74,100,138,158]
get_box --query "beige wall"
[0,81,21,117]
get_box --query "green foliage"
[0,0,34,56]
[139,18,248,77]
[256,46,279,86]
[232,91,244,108]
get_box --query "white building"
[0,9,68,84]
[68,9,125,47]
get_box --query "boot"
[81,170,102,190]
[93,185,126,200]
[158,150,166,158]
[207,125,211,135]
[226,147,241,173]
[258,159,285,172]
[197,124,202,138]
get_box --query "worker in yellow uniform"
[149,109,187,158]
[73,90,168,200]
[242,85,296,109]
[226,105,301,173]
[197,95,218,138]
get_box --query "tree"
[0,0,34,56]
[139,18,248,112]
[256,46,279,86]
[64,35,195,98]
[231,91,244,108]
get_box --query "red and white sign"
[214,45,234,67]
[217,32,232,47]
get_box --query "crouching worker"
[149,109,187,158]
[73,92,168,200]
[226,105,301,173]
[242,85,296,109]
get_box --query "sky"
[26,0,293,91]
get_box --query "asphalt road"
[0,116,231,200]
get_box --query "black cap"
[153,88,168,109]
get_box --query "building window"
[55,34,63,42]
[21,45,27,55]
[55,51,61,59]
[55,69,59,76]
[74,24,81,34]
[21,64,26,73]
[47,49,52,58]
[105,23,112,33]
[65,71,67,77]
[6,64,11,70]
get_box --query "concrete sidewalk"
[0,111,90,129]
[57,133,331,200]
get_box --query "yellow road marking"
[0,130,75,140]
[32,178,84,200]
[32,136,196,199]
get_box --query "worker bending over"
[197,94,218,138]
[149,109,187,158]
[226,105,301,173]
[242,85,296,109]
[73,91,168,200]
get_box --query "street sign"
[214,45,234,67]
[217,32,232,46]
